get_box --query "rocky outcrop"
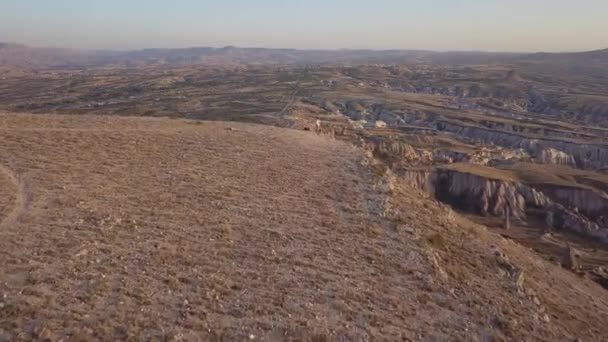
[370,140,421,163]
[344,101,369,121]
[427,120,608,169]
[542,186,608,220]
[370,108,608,169]
[527,88,550,114]
[535,148,576,166]
[403,168,549,222]
[343,101,405,126]
[369,139,481,167]
[549,203,608,242]
[374,120,387,128]
[561,245,581,270]
[369,138,532,168]
[402,170,437,194]
[402,168,608,242]
[436,169,528,222]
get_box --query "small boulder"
[374,120,387,128]
[562,245,580,271]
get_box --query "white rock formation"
[536,148,576,166]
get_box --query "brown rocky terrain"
[0,113,607,341]
[1,44,608,340]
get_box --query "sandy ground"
[0,113,608,341]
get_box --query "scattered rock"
[34,324,54,340]
[374,120,387,128]
[562,245,580,271]
[503,206,511,230]
[74,249,89,258]
[514,269,525,293]
[492,245,516,274]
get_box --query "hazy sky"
[1,0,607,52]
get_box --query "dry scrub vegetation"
[0,113,607,341]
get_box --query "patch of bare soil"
[0,113,607,341]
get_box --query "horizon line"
[1,41,606,55]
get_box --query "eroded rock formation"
[402,168,608,242]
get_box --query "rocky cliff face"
[428,120,608,169]
[402,169,437,194]
[369,139,485,167]
[435,169,528,222]
[343,101,608,169]
[368,138,532,168]
[369,139,421,164]
[402,168,608,242]
[403,169,546,221]
[542,187,608,219]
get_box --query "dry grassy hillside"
[0,113,607,341]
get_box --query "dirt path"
[0,164,27,230]
[278,73,301,118]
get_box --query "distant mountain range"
[1,42,606,69]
